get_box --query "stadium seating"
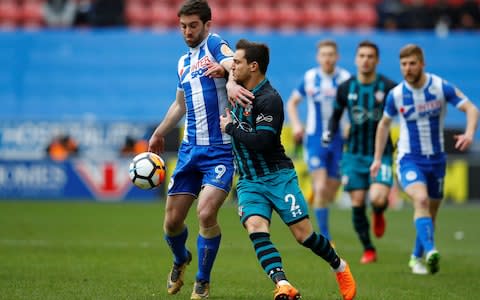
[19,0,44,28]
[2,0,477,32]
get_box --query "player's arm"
[225,69,255,107]
[370,115,392,178]
[324,84,346,144]
[149,90,186,154]
[286,92,304,144]
[220,108,276,151]
[455,100,479,151]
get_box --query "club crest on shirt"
[221,44,234,57]
[375,91,385,103]
[244,104,252,116]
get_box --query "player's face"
[355,46,378,76]
[179,14,210,48]
[317,45,338,74]
[400,55,424,85]
[231,49,251,85]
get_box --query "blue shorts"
[236,168,309,225]
[397,153,446,199]
[304,133,343,179]
[341,153,393,191]
[167,142,234,197]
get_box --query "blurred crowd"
[0,0,479,30]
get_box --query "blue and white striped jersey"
[384,73,468,157]
[177,33,233,145]
[293,67,350,136]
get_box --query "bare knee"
[163,213,185,235]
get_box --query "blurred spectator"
[120,136,148,157]
[43,0,77,28]
[89,0,124,27]
[46,134,79,161]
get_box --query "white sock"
[333,259,346,273]
[277,280,290,286]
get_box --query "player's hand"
[321,130,332,147]
[454,133,473,151]
[292,125,304,145]
[370,159,381,179]
[220,108,233,133]
[204,62,225,78]
[226,80,254,107]
[148,134,165,154]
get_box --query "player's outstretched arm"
[149,90,186,154]
[370,116,392,178]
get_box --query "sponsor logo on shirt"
[190,56,213,79]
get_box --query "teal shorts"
[236,168,309,225]
[341,153,393,191]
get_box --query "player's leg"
[306,137,333,241]
[316,144,342,243]
[404,182,439,274]
[191,145,235,299]
[164,194,196,294]
[422,163,445,275]
[369,158,393,238]
[238,177,300,300]
[342,154,375,263]
[191,186,228,299]
[164,144,202,294]
[311,169,332,240]
[369,183,390,238]
[274,169,355,300]
[350,189,376,264]
[244,216,301,300]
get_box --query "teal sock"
[302,232,340,269]
[249,232,287,284]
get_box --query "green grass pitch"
[0,200,479,299]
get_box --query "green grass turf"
[0,200,479,300]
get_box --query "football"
[129,152,166,189]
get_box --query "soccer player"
[148,1,249,298]
[370,44,479,275]
[286,39,350,242]
[220,39,356,300]
[323,41,397,264]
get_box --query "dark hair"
[357,40,379,57]
[177,0,211,23]
[399,44,424,63]
[235,39,270,75]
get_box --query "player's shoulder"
[338,76,355,90]
[378,74,397,88]
[257,81,283,105]
[336,66,351,79]
[303,67,319,79]
[206,33,227,48]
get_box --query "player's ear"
[250,61,258,72]
[204,20,212,31]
